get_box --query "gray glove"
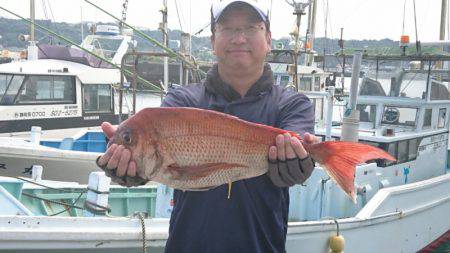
[95,156,147,187]
[268,155,314,187]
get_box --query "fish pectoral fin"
[166,162,247,180]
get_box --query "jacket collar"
[204,63,274,102]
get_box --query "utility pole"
[160,0,169,91]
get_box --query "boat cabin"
[293,56,450,221]
[0,25,132,133]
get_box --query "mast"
[307,0,317,66]
[27,0,38,60]
[440,0,447,41]
[160,0,169,92]
[30,0,35,41]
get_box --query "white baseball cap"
[211,0,269,31]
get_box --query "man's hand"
[96,122,146,187]
[267,132,318,187]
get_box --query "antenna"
[120,0,129,34]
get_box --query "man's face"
[211,6,272,71]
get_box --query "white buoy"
[31,165,43,181]
[84,172,111,217]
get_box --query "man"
[97,0,317,252]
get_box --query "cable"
[402,0,407,35]
[194,21,211,35]
[269,0,273,23]
[174,0,184,31]
[413,0,419,50]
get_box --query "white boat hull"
[0,137,100,183]
[0,173,448,253]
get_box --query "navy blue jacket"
[161,64,314,253]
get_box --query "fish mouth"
[139,152,163,181]
[146,165,160,180]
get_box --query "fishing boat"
[0,24,134,134]
[0,52,449,253]
[0,22,146,183]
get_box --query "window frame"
[1,74,76,105]
[82,83,114,114]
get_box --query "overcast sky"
[0,0,447,41]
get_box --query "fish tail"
[308,141,396,203]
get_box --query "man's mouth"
[227,49,251,53]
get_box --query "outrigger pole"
[83,0,207,77]
[0,6,162,91]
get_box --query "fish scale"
[109,107,396,202]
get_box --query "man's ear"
[211,34,216,55]
[266,31,272,53]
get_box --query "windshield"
[360,60,449,100]
[0,74,25,104]
[83,36,123,61]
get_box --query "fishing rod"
[83,0,207,77]
[0,6,162,91]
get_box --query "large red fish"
[107,107,395,202]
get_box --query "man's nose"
[230,31,247,44]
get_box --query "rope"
[13,176,88,193]
[49,191,85,216]
[136,212,147,253]
[21,192,85,210]
[84,200,111,215]
[333,219,340,235]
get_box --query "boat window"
[430,80,449,100]
[15,75,75,104]
[0,75,9,98]
[385,142,397,166]
[299,76,312,91]
[423,109,432,128]
[438,108,446,128]
[0,74,25,105]
[280,76,290,87]
[397,72,427,99]
[91,38,122,60]
[382,106,417,126]
[314,76,320,91]
[83,84,112,113]
[311,98,323,122]
[357,104,376,124]
[397,140,408,163]
[408,138,418,160]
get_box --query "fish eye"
[123,132,131,144]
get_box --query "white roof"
[0,59,121,84]
[269,63,329,75]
